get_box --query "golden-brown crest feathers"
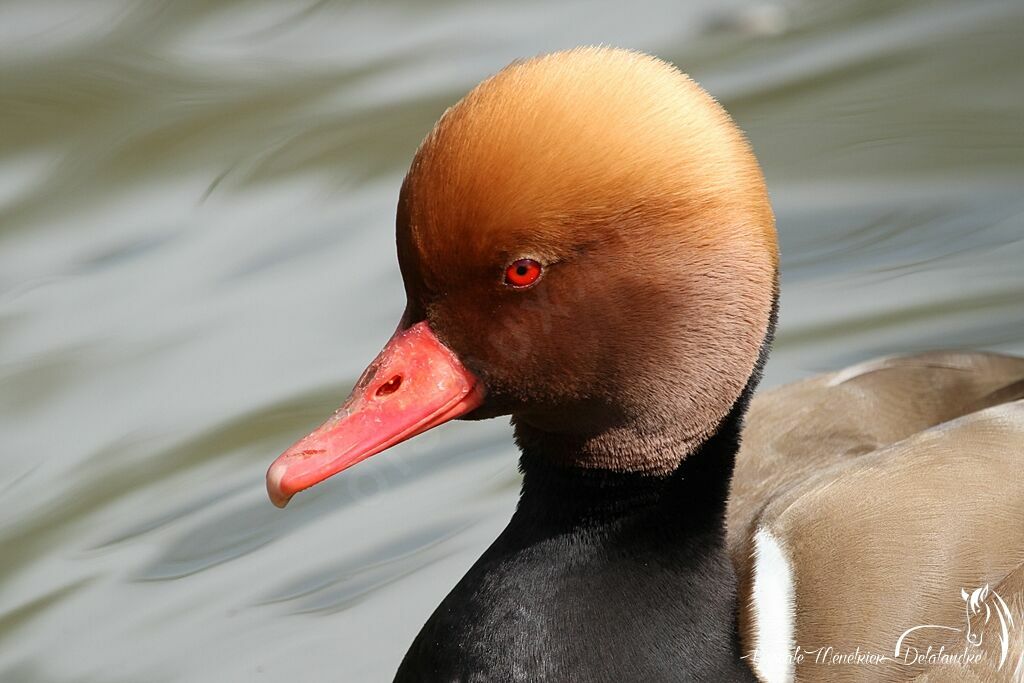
[402,46,776,267]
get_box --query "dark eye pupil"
[516,265,528,276]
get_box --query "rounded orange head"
[269,47,777,505]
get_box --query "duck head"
[267,47,777,507]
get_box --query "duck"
[265,47,1024,682]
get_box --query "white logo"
[743,583,1020,678]
[894,584,1016,671]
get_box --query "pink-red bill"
[266,322,483,508]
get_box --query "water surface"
[2,0,1023,680]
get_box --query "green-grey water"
[2,1,1023,680]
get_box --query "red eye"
[504,259,542,288]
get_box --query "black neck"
[513,402,740,535]
[394,396,754,682]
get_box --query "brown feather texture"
[732,351,1024,681]
[912,561,1024,682]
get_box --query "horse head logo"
[961,584,1014,665]
[895,584,1016,671]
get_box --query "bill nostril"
[376,375,403,397]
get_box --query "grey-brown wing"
[729,351,1024,682]
[728,350,1024,567]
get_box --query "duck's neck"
[513,406,739,538]
[395,396,755,682]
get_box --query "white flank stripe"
[750,528,796,683]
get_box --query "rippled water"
[2,1,1023,680]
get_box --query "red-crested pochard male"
[266,47,1024,682]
